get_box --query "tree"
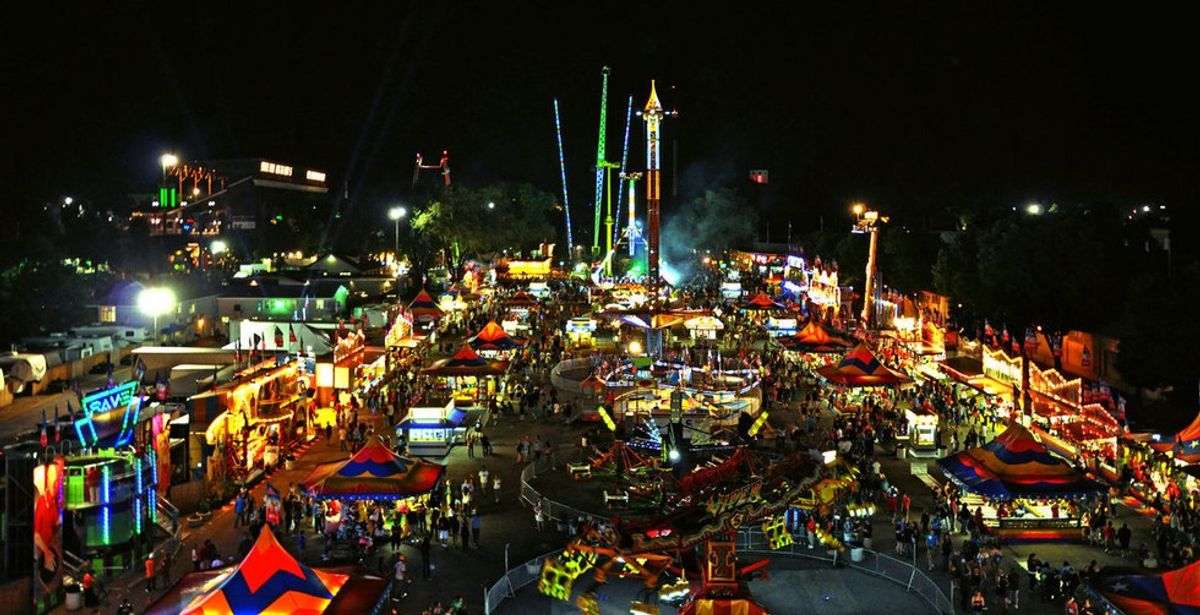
[410,182,559,272]
[1116,266,1200,393]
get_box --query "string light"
[101,464,111,544]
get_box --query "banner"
[33,458,65,603]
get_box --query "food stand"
[396,401,469,457]
[903,405,940,455]
[566,317,598,348]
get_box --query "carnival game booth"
[148,527,389,615]
[395,400,471,457]
[565,316,598,348]
[302,435,444,501]
[1091,558,1200,614]
[815,343,912,414]
[421,344,507,406]
[202,362,308,483]
[314,330,366,408]
[937,422,1103,542]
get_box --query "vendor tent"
[468,320,525,351]
[937,422,1101,498]
[740,291,786,311]
[301,435,445,500]
[503,290,539,307]
[181,526,349,615]
[815,343,910,386]
[777,320,852,353]
[1094,558,1200,614]
[1174,411,1200,463]
[407,289,443,319]
[421,344,507,377]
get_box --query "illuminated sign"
[305,170,326,182]
[786,255,804,269]
[259,161,293,177]
[75,381,143,447]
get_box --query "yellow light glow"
[628,340,643,355]
[851,203,865,216]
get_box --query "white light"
[210,240,228,255]
[137,287,176,318]
[668,449,681,462]
[628,340,643,355]
[388,206,407,221]
[1143,205,1151,212]
[1024,203,1043,215]
[160,153,179,169]
[487,202,496,209]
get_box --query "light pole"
[160,153,178,184]
[138,287,176,346]
[388,206,407,262]
[851,203,888,329]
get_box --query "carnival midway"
[15,79,1199,615]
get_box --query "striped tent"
[1095,558,1200,614]
[937,422,1102,499]
[421,344,507,377]
[740,291,786,311]
[468,320,525,351]
[408,289,443,319]
[777,320,853,353]
[1174,412,1200,463]
[182,527,348,615]
[815,343,910,386]
[301,435,444,500]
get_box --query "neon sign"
[74,381,143,447]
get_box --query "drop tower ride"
[640,80,675,286]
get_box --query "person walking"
[234,490,245,528]
[471,510,481,547]
[419,534,432,580]
[144,553,157,592]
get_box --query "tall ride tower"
[639,80,675,285]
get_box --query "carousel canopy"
[408,289,443,319]
[421,343,508,376]
[301,435,444,500]
[1174,411,1200,462]
[778,320,852,353]
[1095,558,1200,614]
[182,526,349,615]
[469,320,525,351]
[937,422,1102,499]
[815,343,911,386]
[740,291,786,311]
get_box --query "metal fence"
[483,549,562,614]
[736,528,954,615]
[518,446,609,526]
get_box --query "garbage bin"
[851,547,866,562]
[896,446,906,460]
[64,585,82,611]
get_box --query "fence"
[518,446,610,526]
[483,548,562,614]
[736,528,954,615]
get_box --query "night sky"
[8,3,1198,237]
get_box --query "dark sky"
[7,3,1199,236]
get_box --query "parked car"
[88,361,113,375]
[45,379,70,393]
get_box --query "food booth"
[938,422,1103,541]
[902,405,940,455]
[420,344,507,406]
[396,401,470,457]
[566,317,598,348]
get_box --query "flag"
[274,325,284,348]
[1001,325,1010,344]
[39,409,48,448]
[983,319,994,338]
[234,338,242,363]
[106,362,114,388]
[288,324,297,344]
[264,483,282,527]
[134,356,148,382]
[1023,327,1037,353]
[53,405,61,443]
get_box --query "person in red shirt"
[144,554,156,592]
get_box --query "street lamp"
[160,153,179,184]
[138,287,176,346]
[388,206,407,261]
[487,201,495,210]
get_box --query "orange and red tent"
[815,343,910,387]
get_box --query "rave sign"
[74,381,143,447]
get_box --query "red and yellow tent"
[1096,558,1200,614]
[182,527,348,615]
[421,343,507,377]
[1174,411,1200,463]
[740,291,786,311]
[468,320,525,351]
[815,343,910,387]
[777,320,852,353]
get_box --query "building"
[218,276,349,323]
[132,157,330,257]
[88,279,221,341]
